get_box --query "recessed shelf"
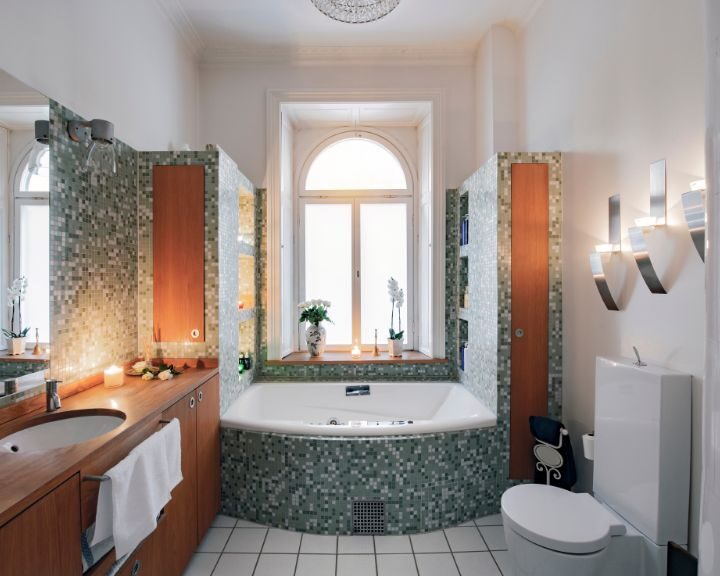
[238,308,255,323]
[458,308,471,322]
[238,241,255,256]
[267,351,448,366]
[460,244,470,258]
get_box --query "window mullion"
[352,198,361,349]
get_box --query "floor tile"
[296,554,336,576]
[374,535,412,554]
[458,519,476,527]
[300,533,337,554]
[336,554,377,576]
[415,553,460,576]
[338,535,375,554]
[224,528,267,553]
[475,514,503,527]
[195,527,232,553]
[182,553,218,576]
[376,553,418,576]
[262,528,301,553]
[454,552,502,576]
[212,514,238,528]
[410,531,451,553]
[445,527,488,552]
[491,550,515,576]
[235,519,266,528]
[253,553,297,576]
[211,553,258,576]
[479,526,507,550]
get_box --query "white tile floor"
[183,514,512,576]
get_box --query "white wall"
[522,0,706,553]
[198,62,476,188]
[0,0,199,150]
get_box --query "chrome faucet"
[46,379,62,412]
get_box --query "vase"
[387,338,403,357]
[8,337,26,355]
[306,324,327,357]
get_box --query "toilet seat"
[501,484,626,555]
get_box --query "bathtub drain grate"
[352,500,386,535]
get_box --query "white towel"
[91,418,183,559]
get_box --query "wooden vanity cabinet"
[196,374,221,540]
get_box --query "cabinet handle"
[131,559,141,576]
[198,390,204,402]
[191,329,200,339]
[189,396,195,409]
[515,328,525,338]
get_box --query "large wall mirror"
[0,68,50,406]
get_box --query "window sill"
[267,351,448,366]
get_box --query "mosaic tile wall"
[0,360,48,379]
[221,426,501,535]
[252,188,458,381]
[49,101,138,382]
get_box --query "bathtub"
[220,381,496,436]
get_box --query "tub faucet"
[46,379,62,412]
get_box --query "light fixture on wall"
[629,159,667,294]
[310,0,401,23]
[28,120,50,176]
[590,195,621,311]
[34,120,49,145]
[682,179,706,262]
[67,119,116,174]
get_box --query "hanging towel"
[91,418,182,559]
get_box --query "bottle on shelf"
[239,353,245,375]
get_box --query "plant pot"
[8,337,26,356]
[387,338,403,358]
[306,324,327,357]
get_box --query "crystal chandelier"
[311,0,401,24]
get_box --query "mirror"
[0,68,50,407]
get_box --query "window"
[298,135,413,349]
[13,145,50,343]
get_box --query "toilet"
[502,356,691,576]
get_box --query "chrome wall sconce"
[34,120,49,145]
[681,179,706,262]
[590,194,621,311]
[628,159,667,294]
[67,118,116,174]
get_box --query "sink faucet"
[46,379,62,412]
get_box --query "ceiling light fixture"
[310,0,401,23]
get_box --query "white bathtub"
[221,381,496,436]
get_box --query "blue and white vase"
[306,324,326,357]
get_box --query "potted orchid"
[298,299,332,357]
[3,276,30,355]
[387,277,405,357]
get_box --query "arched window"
[298,133,413,350]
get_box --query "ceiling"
[283,101,432,130]
[174,0,538,54]
[0,106,49,131]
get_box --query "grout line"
[251,529,269,576]
[442,530,462,575]
[373,534,378,576]
[409,534,421,576]
[293,533,303,576]
[489,550,505,576]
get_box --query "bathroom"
[0,0,717,575]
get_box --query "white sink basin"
[1,410,126,453]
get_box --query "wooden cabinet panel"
[115,536,154,576]
[153,165,205,343]
[510,163,550,480]
[196,375,221,540]
[0,474,81,576]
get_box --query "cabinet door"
[153,165,205,343]
[153,390,198,576]
[0,474,81,576]
[196,375,221,540]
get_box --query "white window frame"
[296,131,416,351]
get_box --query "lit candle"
[104,365,124,388]
[351,344,361,358]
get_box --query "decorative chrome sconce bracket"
[629,226,667,294]
[67,118,116,174]
[682,180,706,262]
[590,194,622,310]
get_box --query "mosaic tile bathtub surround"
[221,427,501,535]
[49,101,138,382]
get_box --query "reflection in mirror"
[0,68,50,407]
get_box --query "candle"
[351,344,361,358]
[104,365,124,388]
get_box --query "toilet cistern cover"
[501,484,626,554]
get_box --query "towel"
[91,418,183,559]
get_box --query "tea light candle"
[104,365,124,388]
[351,344,361,358]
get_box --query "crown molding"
[0,92,48,106]
[153,0,205,59]
[201,44,476,67]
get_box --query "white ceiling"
[0,106,48,131]
[283,101,431,129]
[175,0,537,53]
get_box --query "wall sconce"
[590,194,621,311]
[34,120,49,145]
[629,159,667,294]
[681,179,706,262]
[68,118,116,174]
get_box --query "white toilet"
[502,356,691,576]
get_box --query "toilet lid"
[501,484,626,555]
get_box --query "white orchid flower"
[396,288,405,309]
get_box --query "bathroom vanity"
[0,368,220,576]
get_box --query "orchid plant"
[298,299,332,326]
[387,277,405,341]
[3,276,30,339]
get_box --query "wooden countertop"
[0,367,218,527]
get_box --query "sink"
[1,409,126,453]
